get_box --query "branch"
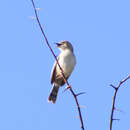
[109,75,130,130]
[30,0,85,130]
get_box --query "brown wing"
[50,57,59,84]
[50,57,70,86]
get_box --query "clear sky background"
[0,0,130,130]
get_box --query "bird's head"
[55,40,73,52]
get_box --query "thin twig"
[76,92,86,97]
[109,75,130,130]
[30,0,85,130]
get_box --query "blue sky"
[0,0,130,130]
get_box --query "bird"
[48,40,76,104]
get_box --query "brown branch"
[30,0,85,130]
[109,75,130,130]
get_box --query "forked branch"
[30,0,85,130]
[109,75,130,130]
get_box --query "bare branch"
[109,75,130,130]
[30,0,85,130]
[110,84,116,89]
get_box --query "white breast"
[58,50,76,77]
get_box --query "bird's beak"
[54,42,61,47]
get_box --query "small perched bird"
[48,40,76,103]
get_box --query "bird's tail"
[48,84,59,104]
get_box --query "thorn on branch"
[35,8,41,10]
[79,105,87,109]
[29,16,36,20]
[76,92,86,97]
[112,119,120,121]
[110,84,116,89]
